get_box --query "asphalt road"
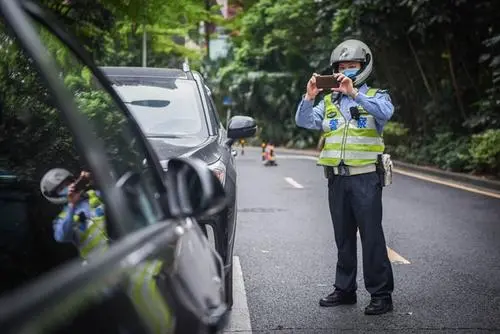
[228,147,500,333]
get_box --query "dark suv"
[100,65,257,308]
[0,1,231,333]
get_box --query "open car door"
[0,0,229,333]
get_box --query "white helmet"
[40,168,74,205]
[330,39,373,86]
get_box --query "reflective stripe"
[73,192,108,260]
[323,143,385,153]
[128,261,173,334]
[78,220,108,259]
[325,135,384,146]
[320,150,379,160]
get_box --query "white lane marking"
[284,177,304,189]
[277,154,318,161]
[387,247,411,264]
[224,256,252,333]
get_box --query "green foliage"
[204,0,500,177]
[43,0,221,67]
[383,122,410,147]
[469,129,500,174]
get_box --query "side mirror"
[164,157,227,219]
[227,116,257,140]
[231,149,238,157]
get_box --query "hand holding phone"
[73,171,91,193]
[314,75,340,89]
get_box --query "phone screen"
[315,75,339,89]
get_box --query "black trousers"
[327,171,394,298]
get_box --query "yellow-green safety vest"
[128,260,174,333]
[67,190,109,259]
[317,88,385,167]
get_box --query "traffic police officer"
[40,168,108,260]
[41,168,173,332]
[295,39,394,315]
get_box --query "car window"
[0,15,165,294]
[106,75,209,138]
[39,24,166,225]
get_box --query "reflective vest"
[71,190,109,259]
[317,88,385,167]
[128,260,174,334]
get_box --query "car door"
[0,1,227,333]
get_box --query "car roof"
[99,66,202,81]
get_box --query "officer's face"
[338,61,361,73]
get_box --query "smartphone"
[73,176,89,192]
[315,75,339,89]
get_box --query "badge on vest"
[327,111,337,118]
[329,119,339,130]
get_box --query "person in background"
[240,138,246,155]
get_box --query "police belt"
[324,164,376,177]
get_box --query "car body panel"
[0,1,229,333]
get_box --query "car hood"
[147,136,220,168]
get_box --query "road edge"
[249,146,500,193]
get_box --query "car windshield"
[108,76,208,138]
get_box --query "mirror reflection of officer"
[295,39,394,315]
[40,168,174,331]
[40,168,108,261]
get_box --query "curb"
[250,146,500,193]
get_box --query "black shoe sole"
[364,304,393,315]
[319,298,357,307]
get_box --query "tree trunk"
[407,35,434,100]
[446,40,467,120]
[407,35,432,137]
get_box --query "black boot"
[319,289,356,307]
[364,296,393,315]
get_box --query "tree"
[210,0,500,175]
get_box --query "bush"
[426,133,472,172]
[469,129,500,175]
[383,121,410,160]
[383,121,410,147]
